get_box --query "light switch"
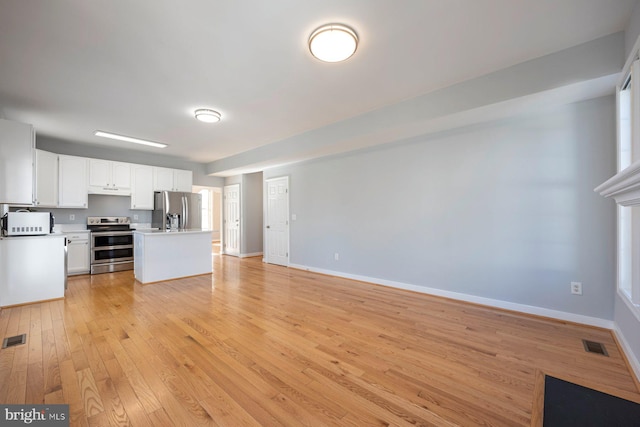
[292,214,297,221]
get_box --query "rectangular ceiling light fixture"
[94,131,168,148]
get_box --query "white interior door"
[223,184,240,256]
[265,177,289,266]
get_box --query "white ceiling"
[0,0,635,173]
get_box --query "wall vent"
[2,334,26,349]
[582,339,608,356]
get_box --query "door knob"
[266,225,270,229]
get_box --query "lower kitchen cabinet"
[65,231,90,275]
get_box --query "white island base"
[133,230,212,284]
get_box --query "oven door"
[91,231,134,264]
[92,232,133,248]
[91,246,134,264]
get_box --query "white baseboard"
[239,252,263,258]
[288,263,615,329]
[613,324,640,384]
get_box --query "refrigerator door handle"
[183,195,188,229]
[164,192,170,219]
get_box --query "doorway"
[223,184,240,256]
[193,185,222,242]
[264,176,289,266]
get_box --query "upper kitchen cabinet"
[88,159,131,195]
[34,149,58,207]
[58,155,88,208]
[153,167,193,192]
[131,164,154,210]
[175,169,193,192]
[0,119,34,205]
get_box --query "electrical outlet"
[334,253,339,261]
[133,214,139,220]
[571,282,583,295]
[69,214,75,221]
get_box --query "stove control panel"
[87,216,131,225]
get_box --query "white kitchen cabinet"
[0,119,34,205]
[131,164,154,210]
[174,169,193,192]
[58,155,88,208]
[153,167,174,191]
[153,167,192,192]
[64,231,90,275]
[88,158,131,195]
[34,149,58,207]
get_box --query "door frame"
[223,183,241,256]
[264,176,290,266]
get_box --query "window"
[618,72,633,300]
[617,60,640,306]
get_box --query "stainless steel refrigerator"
[152,191,202,230]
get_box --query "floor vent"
[2,334,26,349]
[582,339,608,356]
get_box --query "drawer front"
[65,232,89,242]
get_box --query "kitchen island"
[133,229,212,284]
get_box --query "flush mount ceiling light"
[94,131,168,148]
[194,109,221,123]
[309,23,358,62]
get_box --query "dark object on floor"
[544,376,640,426]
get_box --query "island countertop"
[133,229,211,236]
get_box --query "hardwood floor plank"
[4,367,27,404]
[40,302,54,333]
[0,307,11,341]
[94,376,133,427]
[77,367,106,417]
[0,347,14,402]
[25,361,44,404]
[59,358,87,427]
[44,388,65,405]
[102,330,163,414]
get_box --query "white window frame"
[615,46,640,317]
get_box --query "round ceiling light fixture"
[194,109,221,123]
[308,23,358,63]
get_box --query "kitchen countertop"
[54,222,153,233]
[133,229,211,235]
[0,233,65,240]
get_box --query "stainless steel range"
[87,216,133,274]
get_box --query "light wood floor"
[1,255,638,426]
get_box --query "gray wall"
[242,172,263,255]
[626,0,640,58]
[265,96,616,319]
